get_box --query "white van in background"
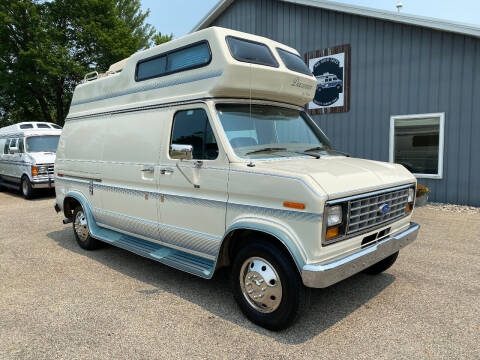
[0,122,62,198]
[55,27,419,330]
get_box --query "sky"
[141,0,480,39]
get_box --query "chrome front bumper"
[31,178,55,189]
[302,222,420,288]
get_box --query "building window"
[389,113,445,179]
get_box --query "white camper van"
[54,27,419,330]
[0,122,61,198]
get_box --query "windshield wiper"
[245,147,287,155]
[304,146,350,157]
[290,151,320,159]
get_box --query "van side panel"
[94,109,163,241]
[225,163,325,265]
[157,104,229,259]
[55,117,106,210]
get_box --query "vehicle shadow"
[0,187,55,200]
[46,228,395,344]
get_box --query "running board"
[93,226,215,279]
[0,180,20,190]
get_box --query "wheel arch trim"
[220,217,307,273]
[63,191,100,235]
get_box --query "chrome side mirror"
[9,147,19,154]
[170,144,193,160]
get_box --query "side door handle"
[159,167,174,175]
[141,167,154,173]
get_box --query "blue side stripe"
[56,176,322,220]
[92,206,221,240]
[71,71,223,106]
[56,159,325,199]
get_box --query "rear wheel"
[231,240,309,330]
[363,251,399,275]
[73,206,101,250]
[21,176,33,199]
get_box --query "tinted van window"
[277,48,312,76]
[136,56,167,81]
[136,41,211,81]
[170,109,218,160]
[26,135,60,153]
[18,138,24,153]
[226,36,278,67]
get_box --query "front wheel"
[21,176,34,199]
[363,251,399,275]
[73,206,102,250]
[231,241,309,330]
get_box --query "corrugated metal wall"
[212,0,480,206]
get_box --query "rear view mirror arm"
[175,162,200,189]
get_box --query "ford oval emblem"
[380,204,390,214]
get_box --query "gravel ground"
[425,202,480,214]
[0,190,479,360]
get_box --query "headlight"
[327,205,342,227]
[38,166,48,173]
[408,188,415,202]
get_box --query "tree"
[152,32,173,46]
[0,0,171,126]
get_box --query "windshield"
[26,135,60,153]
[216,104,334,159]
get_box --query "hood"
[26,152,56,165]
[252,156,415,199]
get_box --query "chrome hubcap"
[240,257,282,313]
[22,180,28,195]
[74,210,89,242]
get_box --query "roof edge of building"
[191,0,480,38]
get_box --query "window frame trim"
[168,107,220,161]
[215,102,334,161]
[225,36,279,68]
[135,40,212,82]
[275,47,312,76]
[389,112,445,179]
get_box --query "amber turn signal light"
[326,227,339,239]
[283,201,306,210]
[31,166,38,177]
[406,203,412,213]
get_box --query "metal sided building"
[192,0,480,206]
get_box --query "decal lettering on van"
[291,77,313,90]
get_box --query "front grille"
[346,188,409,235]
[36,164,54,177]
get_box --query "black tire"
[231,240,309,331]
[72,205,102,250]
[363,251,399,275]
[21,176,34,199]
